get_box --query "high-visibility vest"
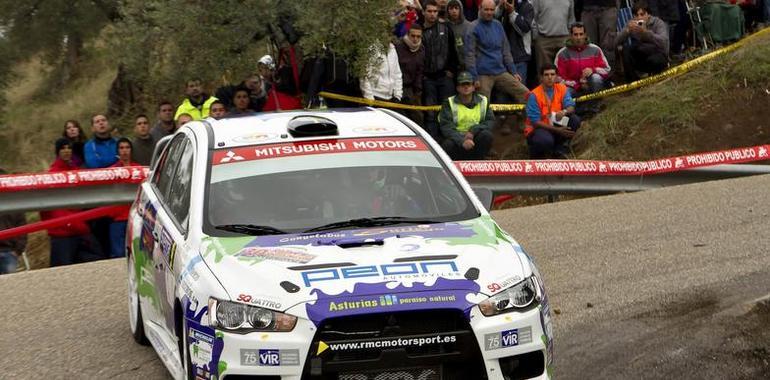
[447,94,488,133]
[175,96,218,121]
[524,83,568,138]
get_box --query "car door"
[156,134,196,338]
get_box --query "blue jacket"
[84,137,118,168]
[465,18,516,79]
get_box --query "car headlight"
[478,276,540,316]
[208,298,297,332]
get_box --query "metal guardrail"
[1,164,768,214]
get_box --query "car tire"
[128,255,149,346]
[179,313,196,380]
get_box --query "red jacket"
[555,42,611,91]
[49,158,79,172]
[262,89,302,112]
[109,161,140,221]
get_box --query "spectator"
[532,0,575,72]
[580,0,618,67]
[496,0,535,82]
[174,78,218,121]
[524,64,581,159]
[108,138,139,259]
[765,0,770,24]
[258,55,276,86]
[229,87,257,115]
[437,0,450,20]
[209,100,228,119]
[360,42,403,103]
[438,71,494,160]
[555,22,611,95]
[395,24,426,125]
[648,0,682,56]
[84,114,118,168]
[422,0,460,139]
[177,113,194,127]
[41,144,102,267]
[0,168,26,275]
[215,73,267,112]
[463,0,482,21]
[131,114,155,166]
[62,119,86,166]
[395,1,421,37]
[615,1,669,82]
[465,0,529,103]
[150,101,177,141]
[447,0,472,71]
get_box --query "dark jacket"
[498,0,535,63]
[448,0,472,69]
[648,0,681,23]
[422,20,460,77]
[438,93,495,145]
[0,168,26,254]
[395,39,425,97]
[150,121,176,142]
[615,15,669,54]
[132,135,156,166]
[583,0,616,8]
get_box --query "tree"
[0,0,118,84]
[110,0,398,108]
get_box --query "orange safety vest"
[524,83,568,138]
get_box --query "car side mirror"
[472,187,494,211]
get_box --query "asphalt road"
[1,174,769,379]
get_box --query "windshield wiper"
[214,224,288,236]
[303,217,441,233]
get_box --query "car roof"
[200,108,418,150]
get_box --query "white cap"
[258,55,275,70]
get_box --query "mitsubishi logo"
[220,151,245,163]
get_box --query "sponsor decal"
[327,293,458,312]
[301,260,460,287]
[484,326,532,351]
[232,133,277,143]
[251,222,475,247]
[185,306,224,380]
[236,294,282,310]
[305,278,481,325]
[317,334,457,356]
[241,349,300,366]
[234,246,315,264]
[212,137,428,165]
[159,228,174,263]
[352,126,397,134]
[486,275,522,294]
[140,202,157,253]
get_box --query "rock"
[586,302,594,308]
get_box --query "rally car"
[126,108,553,380]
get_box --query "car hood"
[198,216,532,323]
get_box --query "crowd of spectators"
[0,0,767,273]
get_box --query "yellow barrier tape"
[320,27,770,111]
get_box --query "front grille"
[340,366,441,380]
[302,309,487,380]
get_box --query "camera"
[636,20,644,26]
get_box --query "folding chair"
[686,0,713,50]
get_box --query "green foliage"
[110,0,398,103]
[0,0,115,64]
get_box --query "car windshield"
[203,136,477,236]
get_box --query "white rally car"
[127,109,553,380]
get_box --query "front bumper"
[194,305,550,380]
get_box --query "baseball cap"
[258,55,275,70]
[457,71,474,85]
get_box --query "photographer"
[615,0,669,82]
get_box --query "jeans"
[423,74,456,140]
[50,234,103,267]
[110,221,128,258]
[514,62,529,84]
[582,6,618,66]
[623,43,668,81]
[0,251,18,274]
[527,114,582,159]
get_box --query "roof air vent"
[287,115,339,138]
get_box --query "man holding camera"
[615,0,669,82]
[524,64,581,159]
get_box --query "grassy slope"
[575,30,770,160]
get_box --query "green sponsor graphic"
[132,238,160,309]
[202,236,253,263]
[218,360,228,376]
[428,216,507,248]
